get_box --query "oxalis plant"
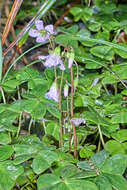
[0,0,127,190]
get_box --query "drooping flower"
[71,118,86,126]
[45,82,59,102]
[29,20,55,43]
[67,49,75,69]
[64,84,69,97]
[38,47,65,70]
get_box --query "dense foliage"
[0,0,127,189]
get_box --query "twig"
[54,0,81,29]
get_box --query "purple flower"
[68,57,73,69]
[38,54,65,70]
[71,118,86,126]
[45,82,59,102]
[29,20,55,43]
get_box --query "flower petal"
[36,36,47,43]
[35,20,44,30]
[59,63,65,70]
[45,25,54,34]
[29,29,40,37]
[38,55,48,60]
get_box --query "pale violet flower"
[67,50,75,69]
[38,54,65,70]
[29,20,55,43]
[64,84,69,97]
[45,82,59,102]
[68,57,74,69]
[71,118,86,126]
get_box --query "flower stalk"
[70,65,77,158]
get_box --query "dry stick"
[3,0,29,71]
[2,0,23,46]
[54,0,81,29]
[70,66,77,158]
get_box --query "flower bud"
[67,49,75,69]
[64,84,69,97]
[54,47,61,56]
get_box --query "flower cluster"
[29,20,55,43]
[71,118,86,126]
[38,53,65,70]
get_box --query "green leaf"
[115,44,127,58]
[47,105,60,119]
[31,102,46,119]
[0,132,11,145]
[46,122,59,140]
[55,34,78,49]
[111,111,127,123]
[2,79,20,92]
[70,7,83,18]
[60,164,78,178]
[14,144,39,157]
[72,171,97,179]
[37,174,98,190]
[13,154,35,165]
[77,160,95,171]
[0,145,14,161]
[83,105,110,126]
[0,160,24,190]
[0,111,19,125]
[88,22,101,32]
[28,78,49,91]
[90,46,114,61]
[104,173,127,190]
[105,140,126,155]
[32,150,58,174]
[16,67,39,82]
[0,124,17,133]
[95,175,112,190]
[37,174,61,190]
[100,154,127,175]
[31,83,49,97]
[79,146,95,159]
[111,129,127,142]
[21,100,46,119]
[90,150,109,169]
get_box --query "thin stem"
[70,66,77,158]
[17,86,21,100]
[103,83,110,95]
[2,43,43,82]
[28,118,33,135]
[114,83,117,95]
[17,112,22,137]
[97,123,105,148]
[0,87,6,103]
[66,86,72,153]
[42,118,46,133]
[97,139,101,152]
[59,70,64,148]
